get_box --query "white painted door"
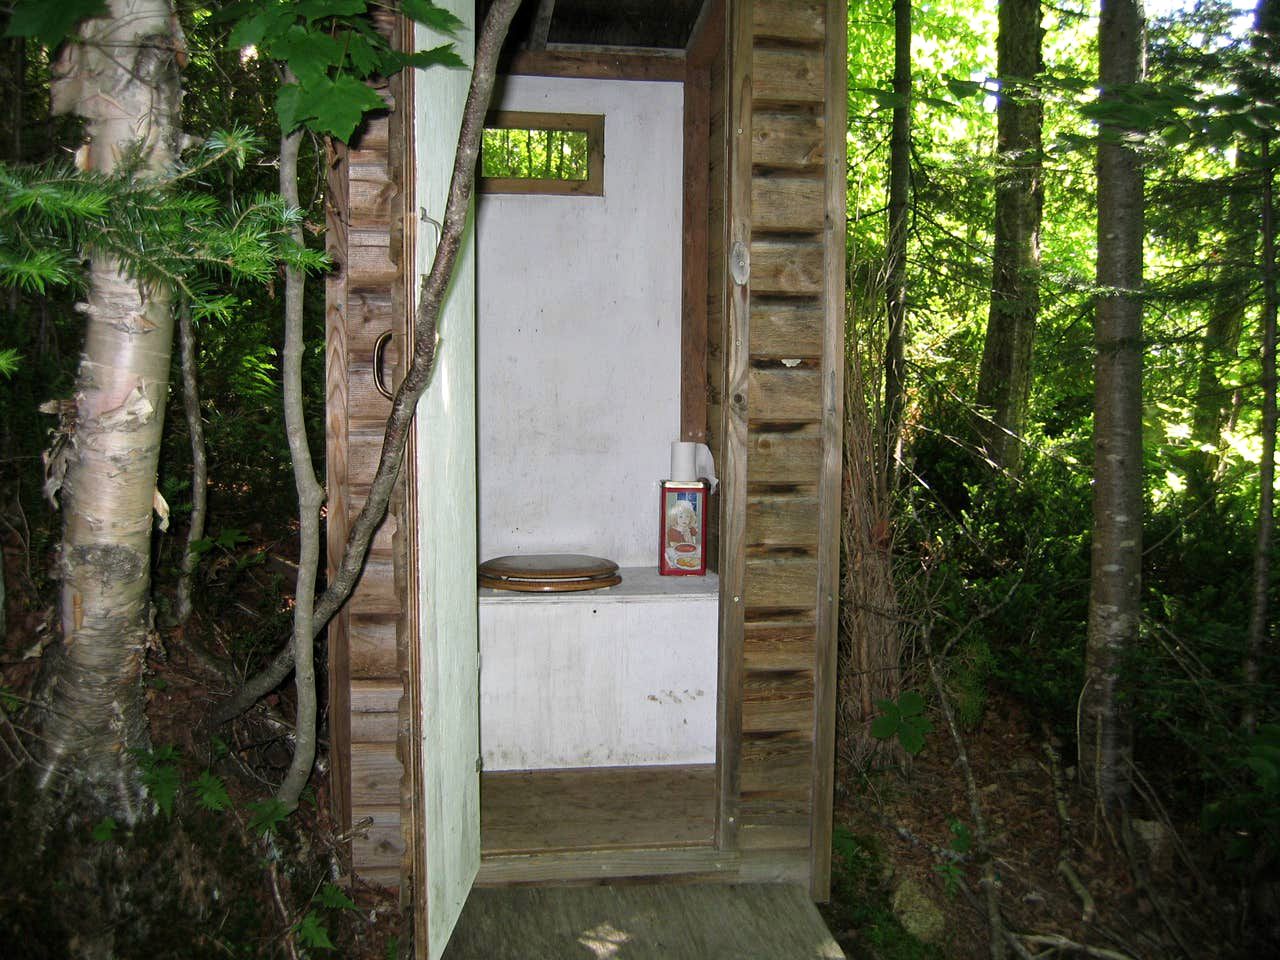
[412,3,479,957]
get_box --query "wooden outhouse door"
[403,5,482,956]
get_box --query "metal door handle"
[372,330,394,399]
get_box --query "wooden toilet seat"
[478,554,621,593]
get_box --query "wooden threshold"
[480,764,716,857]
[442,883,845,959]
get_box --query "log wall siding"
[327,10,410,879]
[725,0,844,898]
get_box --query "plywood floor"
[480,764,716,856]
[441,883,845,959]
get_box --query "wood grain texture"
[745,621,817,672]
[742,672,815,733]
[751,240,825,295]
[754,0,826,44]
[716,0,754,855]
[745,555,819,609]
[740,731,813,795]
[752,111,824,170]
[751,175,825,233]
[748,367,823,423]
[480,765,716,855]
[682,63,711,442]
[476,847,740,886]
[350,804,404,868]
[751,299,825,358]
[442,883,844,959]
[746,493,820,549]
[326,131,353,838]
[351,741,403,806]
[502,49,686,82]
[810,0,848,901]
[748,426,823,483]
[753,48,825,104]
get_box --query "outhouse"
[324,0,847,955]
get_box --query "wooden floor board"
[442,883,845,959]
[481,764,716,856]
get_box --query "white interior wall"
[476,75,684,568]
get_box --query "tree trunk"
[29,0,184,822]
[1245,136,1276,734]
[976,0,1043,473]
[882,0,911,490]
[1082,0,1145,820]
[1244,0,1280,732]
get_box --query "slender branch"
[274,89,324,812]
[175,296,207,626]
[213,0,523,727]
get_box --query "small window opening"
[480,111,604,196]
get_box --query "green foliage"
[316,882,356,911]
[871,691,933,755]
[3,0,108,46]
[219,0,464,141]
[248,797,290,836]
[294,912,335,950]
[193,771,231,812]
[91,816,118,843]
[135,746,183,817]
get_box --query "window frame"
[478,111,605,197]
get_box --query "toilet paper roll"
[669,440,719,493]
[670,441,697,481]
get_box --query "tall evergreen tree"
[1083,0,1146,818]
[976,0,1043,472]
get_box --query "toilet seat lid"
[479,554,619,582]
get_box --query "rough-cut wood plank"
[811,0,849,901]
[736,848,813,885]
[350,710,399,742]
[326,132,353,839]
[751,299,824,358]
[753,48,825,104]
[351,804,404,867]
[752,111,824,170]
[503,49,686,81]
[348,162,395,225]
[742,672,815,733]
[754,0,826,44]
[357,866,401,889]
[745,555,819,609]
[476,847,740,887]
[745,621,817,672]
[746,493,820,549]
[348,612,398,678]
[351,741,403,806]
[748,367,823,423]
[350,679,401,714]
[481,765,716,855]
[740,731,813,794]
[346,557,399,615]
[444,883,844,958]
[751,240,825,295]
[751,176,825,233]
[739,812,813,850]
[717,0,754,854]
[683,62,710,443]
[748,426,823,483]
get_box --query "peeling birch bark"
[30,0,184,821]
